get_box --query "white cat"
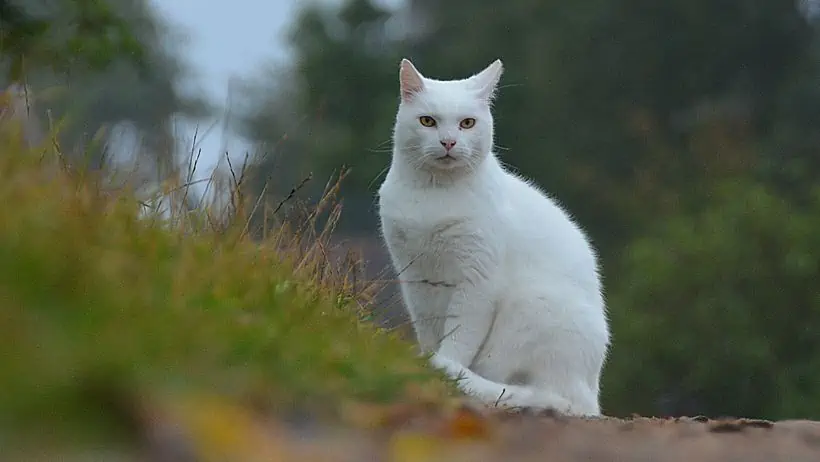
[376,58,610,416]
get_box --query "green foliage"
[1,0,145,81]
[240,0,820,246]
[0,122,450,447]
[603,179,820,420]
[402,0,818,254]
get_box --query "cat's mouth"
[432,154,463,169]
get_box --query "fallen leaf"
[388,432,445,462]
[440,405,493,440]
[165,393,286,462]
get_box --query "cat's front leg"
[397,275,455,354]
[435,283,496,367]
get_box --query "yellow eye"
[459,118,476,129]
[419,116,437,127]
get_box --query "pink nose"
[440,140,456,150]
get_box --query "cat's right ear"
[470,59,504,102]
[399,59,425,102]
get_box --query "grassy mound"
[0,123,450,452]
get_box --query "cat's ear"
[470,59,504,102]
[399,59,425,102]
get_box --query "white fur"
[376,59,610,416]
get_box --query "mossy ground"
[4,117,820,462]
[0,120,452,455]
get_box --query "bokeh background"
[5,0,820,421]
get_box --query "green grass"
[0,121,450,452]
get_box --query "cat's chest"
[380,193,493,274]
[386,216,470,256]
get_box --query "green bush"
[603,179,820,420]
[0,123,450,450]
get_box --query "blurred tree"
[237,0,404,232]
[240,0,820,248]
[1,0,145,80]
[405,0,817,256]
[759,29,820,204]
[602,179,820,420]
[1,0,210,177]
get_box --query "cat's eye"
[419,116,437,127]
[460,118,476,129]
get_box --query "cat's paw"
[429,352,464,378]
[428,352,453,370]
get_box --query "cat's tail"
[431,354,595,416]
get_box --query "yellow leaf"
[388,433,444,462]
[169,393,285,462]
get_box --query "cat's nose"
[440,139,456,151]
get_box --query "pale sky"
[149,0,300,187]
[150,0,403,192]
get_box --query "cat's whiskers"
[373,142,423,154]
[493,143,510,153]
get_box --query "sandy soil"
[129,402,820,462]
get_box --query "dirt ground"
[122,400,820,462]
[15,404,820,461]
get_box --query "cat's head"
[392,59,503,173]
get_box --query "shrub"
[603,179,820,420]
[0,121,450,451]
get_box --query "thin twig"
[272,173,312,216]
[494,389,507,407]
[239,181,268,240]
[437,323,461,345]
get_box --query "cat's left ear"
[400,59,425,102]
[469,59,504,102]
